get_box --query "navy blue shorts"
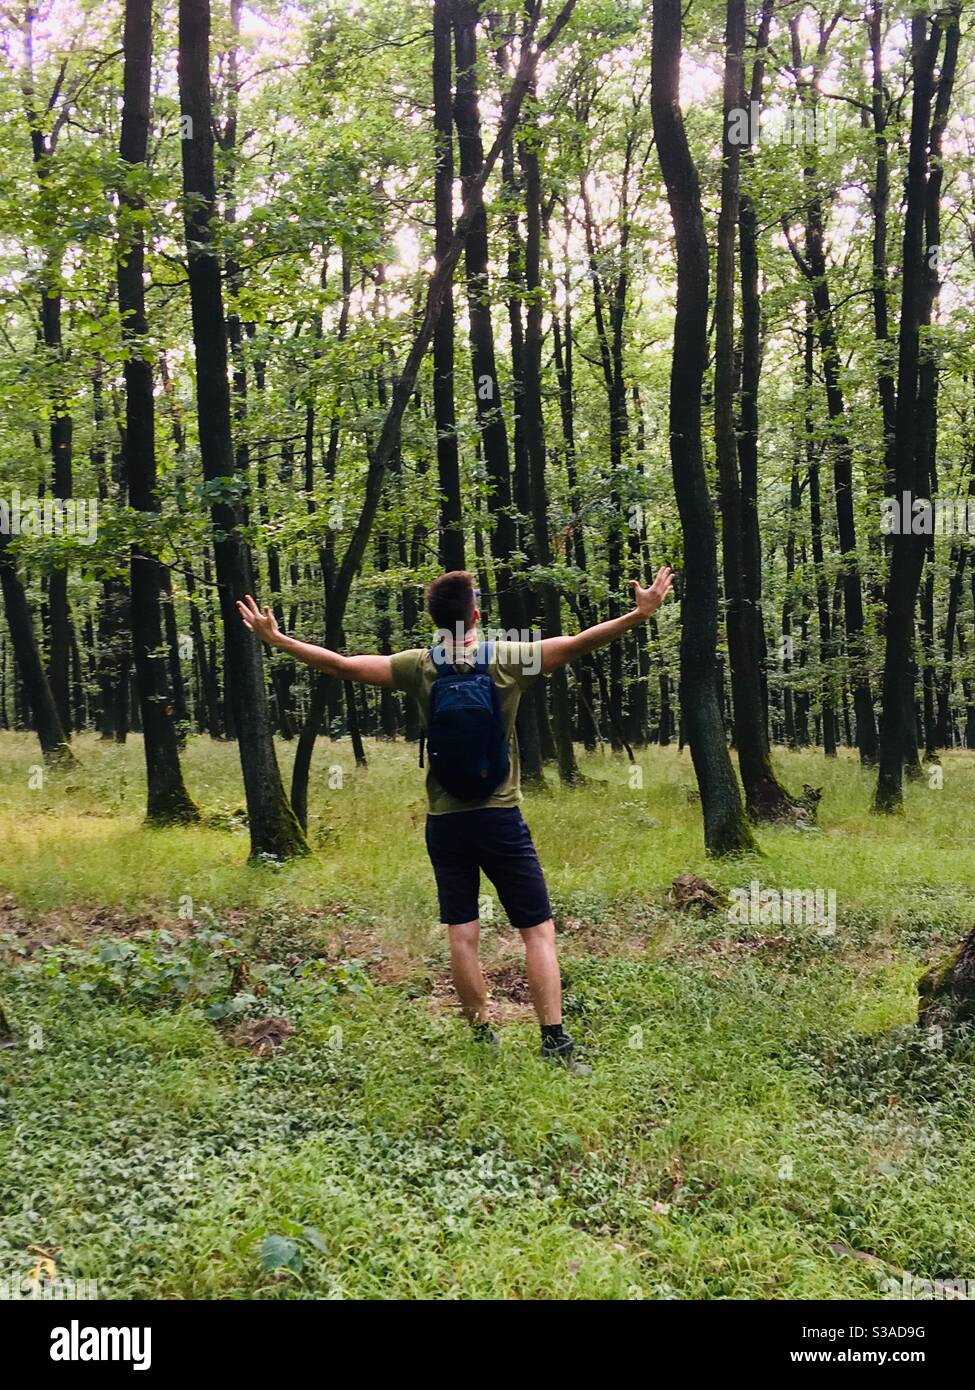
[424,807,552,930]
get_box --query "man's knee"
[448,919,481,952]
[520,917,556,948]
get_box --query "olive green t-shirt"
[390,640,544,815]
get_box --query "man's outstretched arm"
[236,595,395,687]
[540,567,674,675]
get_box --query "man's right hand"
[629,566,674,619]
[237,593,281,646]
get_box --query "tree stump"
[918,926,975,1032]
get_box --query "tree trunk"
[432,0,464,570]
[876,7,959,812]
[736,0,774,744]
[805,311,837,758]
[120,0,198,824]
[650,0,755,856]
[178,0,307,858]
[454,0,550,785]
[518,91,579,785]
[717,0,794,819]
[869,0,897,493]
[550,228,597,750]
[789,17,878,765]
[0,535,75,765]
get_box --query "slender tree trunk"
[936,462,974,746]
[869,0,897,493]
[454,0,553,784]
[22,9,73,736]
[550,225,598,751]
[119,0,198,824]
[519,91,579,784]
[717,0,794,819]
[805,310,837,757]
[782,453,802,747]
[0,535,75,765]
[432,0,464,570]
[737,0,774,745]
[789,18,878,765]
[34,262,71,726]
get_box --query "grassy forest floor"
[1,731,974,1300]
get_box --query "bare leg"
[520,918,562,1025]
[447,919,490,1024]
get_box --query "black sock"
[541,1023,568,1045]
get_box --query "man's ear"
[473,606,481,624]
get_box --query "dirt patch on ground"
[428,959,538,1024]
[299,921,418,987]
[0,897,416,986]
[0,895,181,955]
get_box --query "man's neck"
[443,626,479,663]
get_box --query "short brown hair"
[426,570,477,631]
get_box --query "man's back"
[390,639,543,814]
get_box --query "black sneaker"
[472,1022,500,1048]
[540,1033,592,1075]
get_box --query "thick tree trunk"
[651,0,755,856]
[178,0,307,858]
[876,8,959,812]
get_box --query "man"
[238,565,673,1072]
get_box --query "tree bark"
[433,0,464,570]
[119,0,198,824]
[651,0,755,856]
[876,7,959,812]
[518,92,579,785]
[788,17,878,765]
[717,0,794,819]
[0,534,75,766]
[23,7,72,734]
[178,0,307,858]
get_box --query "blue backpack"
[420,641,509,800]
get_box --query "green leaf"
[259,1234,301,1272]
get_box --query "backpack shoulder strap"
[429,643,453,675]
[472,640,495,676]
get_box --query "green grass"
[1,732,974,1299]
